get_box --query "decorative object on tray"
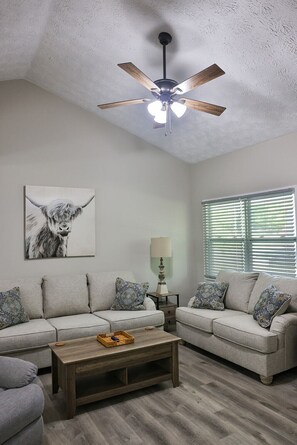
[97,331,135,347]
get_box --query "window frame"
[202,187,297,279]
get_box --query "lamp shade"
[150,237,172,258]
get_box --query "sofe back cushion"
[43,274,89,318]
[248,272,297,314]
[0,277,43,319]
[87,271,135,312]
[216,270,258,312]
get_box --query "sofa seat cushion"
[0,276,43,319]
[213,314,279,353]
[176,307,243,334]
[43,274,89,318]
[0,383,44,444]
[0,319,56,353]
[88,271,135,312]
[47,314,110,341]
[94,310,164,331]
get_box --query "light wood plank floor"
[39,343,297,445]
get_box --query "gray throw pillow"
[191,281,228,311]
[0,356,38,388]
[0,287,29,330]
[253,285,291,328]
[111,277,149,310]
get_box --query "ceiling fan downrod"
[158,32,172,80]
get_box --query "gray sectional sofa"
[176,270,297,384]
[0,271,164,369]
[0,356,44,445]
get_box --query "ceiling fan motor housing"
[153,78,178,103]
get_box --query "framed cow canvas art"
[25,185,95,259]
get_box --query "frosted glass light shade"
[150,237,172,258]
[147,100,162,116]
[171,101,187,118]
[154,110,167,124]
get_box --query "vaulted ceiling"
[1,0,297,163]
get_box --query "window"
[203,188,297,279]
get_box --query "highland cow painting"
[25,185,95,259]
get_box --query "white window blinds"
[203,188,296,279]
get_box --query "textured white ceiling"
[1,0,297,163]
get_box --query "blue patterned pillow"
[0,287,29,330]
[191,282,228,311]
[253,285,291,328]
[111,278,149,311]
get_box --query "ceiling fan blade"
[118,62,160,92]
[181,98,226,116]
[174,64,225,95]
[97,98,150,109]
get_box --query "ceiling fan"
[97,32,226,134]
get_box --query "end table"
[147,292,179,332]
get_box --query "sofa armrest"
[0,356,38,389]
[270,312,297,334]
[143,297,156,310]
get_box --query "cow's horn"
[26,196,43,208]
[81,195,95,208]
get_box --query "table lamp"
[150,237,172,294]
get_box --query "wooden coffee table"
[49,328,181,418]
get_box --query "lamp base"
[156,283,169,295]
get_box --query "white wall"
[190,131,297,290]
[0,80,192,304]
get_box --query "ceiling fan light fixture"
[170,101,187,118]
[154,109,167,124]
[147,100,162,116]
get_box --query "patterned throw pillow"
[111,278,149,311]
[191,282,228,311]
[253,285,291,328]
[0,287,29,330]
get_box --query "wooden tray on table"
[96,331,135,347]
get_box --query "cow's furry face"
[41,199,82,237]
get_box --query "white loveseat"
[0,271,164,369]
[176,270,297,384]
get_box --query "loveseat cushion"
[111,277,149,311]
[0,319,56,353]
[0,287,29,330]
[87,271,135,312]
[0,276,43,319]
[94,310,164,331]
[213,314,279,353]
[248,272,297,314]
[176,307,243,333]
[47,314,110,341]
[43,274,89,318]
[0,384,44,444]
[191,282,228,311]
[216,270,258,312]
[253,285,291,328]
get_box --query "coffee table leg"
[51,351,59,394]
[171,342,179,387]
[65,364,76,419]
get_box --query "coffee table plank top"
[49,328,180,364]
